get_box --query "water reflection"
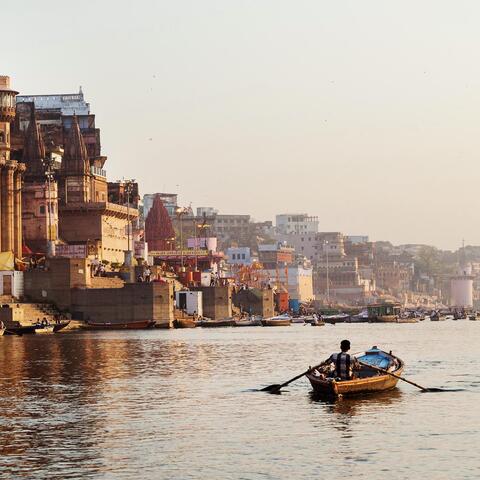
[0,324,479,479]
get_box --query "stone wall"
[71,282,173,328]
[232,288,274,317]
[191,286,232,319]
[24,257,91,310]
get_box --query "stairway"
[18,303,63,326]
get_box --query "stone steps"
[90,276,125,289]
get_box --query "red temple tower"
[145,195,176,251]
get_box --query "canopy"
[0,251,14,271]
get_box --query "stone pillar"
[0,162,3,252]
[13,164,25,259]
[1,162,15,252]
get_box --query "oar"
[261,361,326,393]
[359,361,441,392]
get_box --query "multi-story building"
[374,260,414,294]
[275,213,319,235]
[225,247,252,265]
[0,75,25,260]
[12,86,137,263]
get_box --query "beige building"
[0,76,25,259]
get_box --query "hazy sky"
[4,1,480,249]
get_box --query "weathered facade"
[0,76,25,259]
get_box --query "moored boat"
[200,318,236,327]
[34,324,55,334]
[261,314,291,327]
[306,347,404,397]
[173,319,196,328]
[53,321,71,333]
[322,313,351,324]
[234,317,263,327]
[367,303,401,323]
[83,320,156,330]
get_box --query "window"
[232,254,236,260]
[242,254,246,259]
[39,205,46,215]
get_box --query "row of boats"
[174,314,324,329]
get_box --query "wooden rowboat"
[261,319,291,326]
[83,320,156,330]
[173,319,196,329]
[53,321,71,333]
[261,314,291,327]
[199,318,236,327]
[306,347,404,397]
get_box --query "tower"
[58,114,91,204]
[0,75,25,258]
[21,107,59,254]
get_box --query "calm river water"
[0,321,479,479]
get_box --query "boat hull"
[307,350,404,397]
[53,321,71,333]
[173,319,196,329]
[371,315,398,323]
[307,368,403,396]
[261,319,291,326]
[234,319,263,327]
[83,320,156,330]
[200,319,236,327]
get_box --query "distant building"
[265,265,314,302]
[258,242,294,269]
[143,193,178,219]
[275,213,319,235]
[346,235,369,244]
[197,207,218,217]
[450,264,474,307]
[226,247,252,265]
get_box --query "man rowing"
[319,339,361,381]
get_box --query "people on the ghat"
[323,339,361,380]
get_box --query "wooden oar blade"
[261,384,281,392]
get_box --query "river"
[0,321,479,479]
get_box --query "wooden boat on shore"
[261,314,291,327]
[173,319,196,328]
[322,314,351,324]
[53,321,71,333]
[234,317,263,327]
[83,320,156,330]
[306,347,404,397]
[34,324,55,334]
[200,318,236,327]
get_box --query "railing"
[90,166,106,177]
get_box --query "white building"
[450,265,474,307]
[197,207,218,217]
[265,265,314,302]
[143,193,178,218]
[276,213,319,235]
[226,247,252,265]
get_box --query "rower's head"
[340,339,351,352]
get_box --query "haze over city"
[5,0,480,249]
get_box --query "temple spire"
[61,114,89,175]
[145,195,177,251]
[23,107,46,179]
